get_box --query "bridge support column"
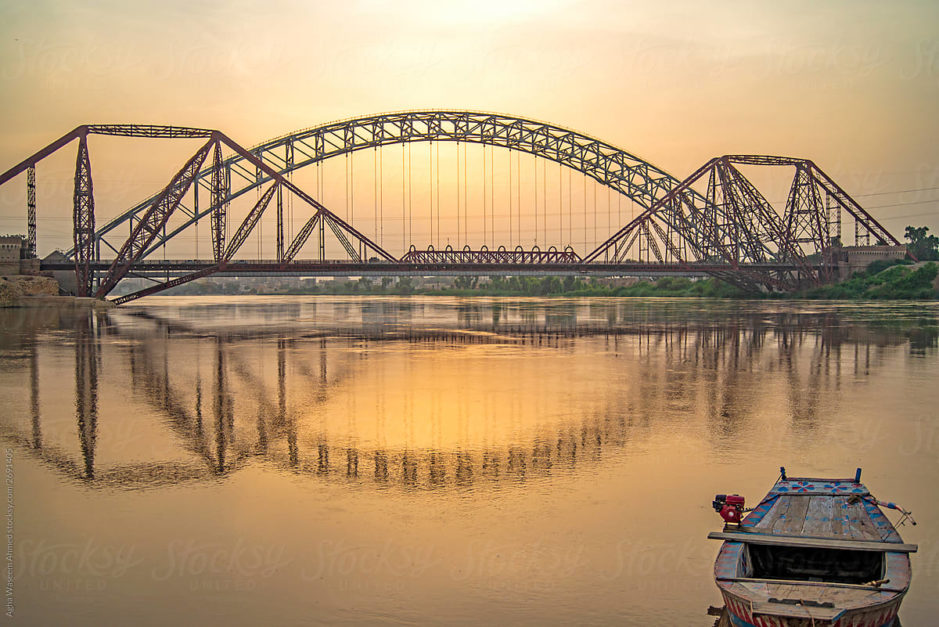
[211,141,228,262]
[26,166,36,258]
[73,134,95,297]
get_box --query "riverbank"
[8,295,115,310]
[0,275,113,309]
[0,275,58,307]
[795,261,939,300]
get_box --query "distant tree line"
[905,226,939,261]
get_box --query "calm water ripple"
[1,296,937,625]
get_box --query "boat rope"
[850,493,917,538]
[863,495,916,526]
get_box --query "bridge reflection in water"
[1,298,935,491]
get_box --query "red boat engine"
[712,494,745,525]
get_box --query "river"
[0,296,936,625]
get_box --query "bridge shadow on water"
[0,299,936,492]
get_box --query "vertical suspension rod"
[276,184,284,262]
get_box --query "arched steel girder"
[83,110,701,260]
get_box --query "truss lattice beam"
[94,137,215,297]
[222,182,277,263]
[585,154,904,291]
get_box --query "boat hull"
[720,588,903,627]
[711,474,913,627]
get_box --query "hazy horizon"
[0,0,936,255]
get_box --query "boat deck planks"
[751,494,888,541]
[779,495,813,534]
[804,494,833,537]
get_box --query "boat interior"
[745,544,884,585]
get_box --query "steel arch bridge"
[0,110,905,302]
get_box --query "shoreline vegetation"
[145,260,939,300]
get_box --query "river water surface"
[1,296,937,625]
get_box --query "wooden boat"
[708,468,916,626]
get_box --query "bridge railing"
[400,247,582,265]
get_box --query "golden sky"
[0,0,937,256]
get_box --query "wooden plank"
[707,532,917,553]
[856,506,885,541]
[763,583,794,599]
[750,601,843,620]
[779,496,812,534]
[755,498,786,530]
[844,499,882,541]
[804,496,833,537]
[843,499,867,540]
[830,496,846,538]
[770,496,793,533]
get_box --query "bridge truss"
[0,111,904,301]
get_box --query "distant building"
[0,235,38,276]
[0,236,21,274]
[41,250,73,294]
[829,245,909,279]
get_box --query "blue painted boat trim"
[769,479,870,496]
[726,612,754,627]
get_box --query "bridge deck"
[41,260,818,277]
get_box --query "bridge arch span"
[94,111,696,258]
